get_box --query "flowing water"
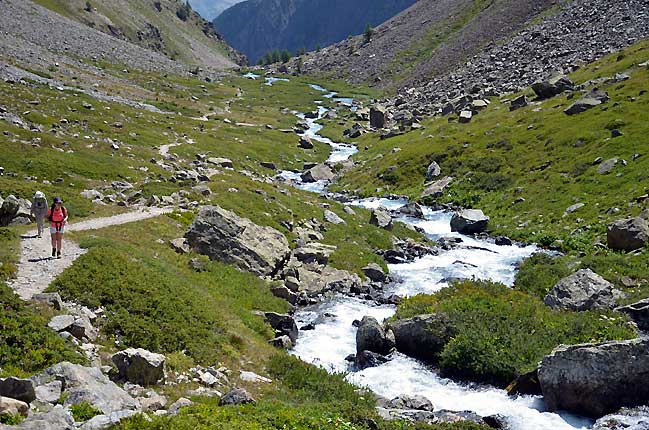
[259,76,594,429]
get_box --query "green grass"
[0,282,83,377]
[0,228,20,281]
[394,280,636,387]
[70,401,102,422]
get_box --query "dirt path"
[8,207,171,300]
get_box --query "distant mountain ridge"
[189,0,246,20]
[213,0,417,62]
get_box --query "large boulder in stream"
[186,206,290,277]
[538,338,649,417]
[356,316,395,355]
[543,269,617,311]
[301,164,334,183]
[450,209,489,234]
[387,314,454,361]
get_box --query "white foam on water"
[265,77,290,86]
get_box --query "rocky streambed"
[267,80,642,430]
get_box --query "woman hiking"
[47,197,68,259]
[30,191,48,238]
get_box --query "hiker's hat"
[53,197,63,204]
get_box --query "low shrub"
[394,280,635,387]
[0,282,82,376]
[514,253,573,299]
[70,401,102,422]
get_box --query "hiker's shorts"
[50,226,65,234]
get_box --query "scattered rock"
[356,316,395,355]
[79,410,137,429]
[593,406,649,430]
[506,368,542,396]
[509,95,528,111]
[387,394,434,411]
[207,157,233,168]
[0,377,36,403]
[111,348,166,386]
[219,388,255,406]
[607,217,649,251]
[264,312,298,343]
[532,74,574,99]
[323,209,345,225]
[370,105,387,128]
[0,396,29,418]
[168,397,193,415]
[544,269,617,311]
[397,202,424,219]
[11,405,73,429]
[421,177,453,199]
[293,243,337,265]
[538,338,649,417]
[616,299,649,331]
[32,292,63,310]
[565,89,609,115]
[363,263,387,283]
[425,161,441,180]
[34,380,63,404]
[450,209,489,234]
[370,209,393,230]
[354,350,390,370]
[298,136,314,149]
[269,335,293,349]
[169,238,190,254]
[185,205,291,277]
[597,158,619,174]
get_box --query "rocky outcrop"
[397,202,425,219]
[421,177,453,199]
[111,348,166,386]
[370,105,387,129]
[543,269,617,311]
[450,209,489,234]
[531,74,574,99]
[356,316,395,355]
[386,395,434,411]
[362,263,387,283]
[538,338,649,417]
[33,362,139,414]
[607,217,649,252]
[370,209,393,230]
[301,164,334,183]
[0,195,32,227]
[564,89,609,115]
[264,313,298,343]
[4,405,73,429]
[387,314,454,361]
[0,377,36,404]
[0,396,29,418]
[186,205,290,277]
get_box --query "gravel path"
[9,207,171,300]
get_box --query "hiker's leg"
[56,232,63,253]
[37,217,43,236]
[50,228,57,256]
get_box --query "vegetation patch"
[394,280,636,387]
[70,401,102,422]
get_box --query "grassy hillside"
[31,0,243,67]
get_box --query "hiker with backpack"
[47,197,68,259]
[30,191,48,238]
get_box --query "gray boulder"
[79,410,138,430]
[264,313,298,343]
[34,380,62,404]
[425,161,441,180]
[532,75,574,99]
[32,293,63,310]
[363,263,387,283]
[607,217,649,252]
[354,350,390,370]
[269,335,293,349]
[111,348,166,386]
[0,396,29,418]
[387,394,434,411]
[219,388,255,406]
[398,202,424,219]
[370,105,387,129]
[543,269,617,311]
[8,405,74,429]
[509,95,528,111]
[370,209,393,230]
[450,209,489,234]
[356,316,395,355]
[387,314,454,361]
[0,195,30,227]
[598,158,619,175]
[458,110,472,123]
[293,243,337,265]
[616,299,649,331]
[34,363,138,414]
[538,338,649,417]
[283,262,362,296]
[421,177,453,199]
[168,397,193,415]
[0,377,36,403]
[186,206,290,277]
[298,136,314,149]
[565,89,609,115]
[323,209,345,225]
[301,163,334,183]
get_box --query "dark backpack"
[48,205,67,222]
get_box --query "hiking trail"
[9,207,171,300]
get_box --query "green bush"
[70,401,102,422]
[394,280,635,387]
[0,282,82,376]
[514,253,573,299]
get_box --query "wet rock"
[397,202,424,219]
[356,316,395,355]
[219,388,255,406]
[387,394,434,411]
[506,369,541,396]
[544,269,617,311]
[363,263,387,283]
[593,406,649,430]
[538,338,649,416]
[354,350,390,370]
[111,348,166,386]
[425,161,441,180]
[450,209,489,234]
[265,313,298,343]
[370,209,393,230]
[495,236,513,246]
[607,217,649,251]
[532,74,574,99]
[301,163,333,183]
[370,105,387,128]
[388,314,454,361]
[565,89,609,115]
[260,161,277,170]
[616,299,649,331]
[185,205,290,277]
[0,377,36,403]
[323,209,345,224]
